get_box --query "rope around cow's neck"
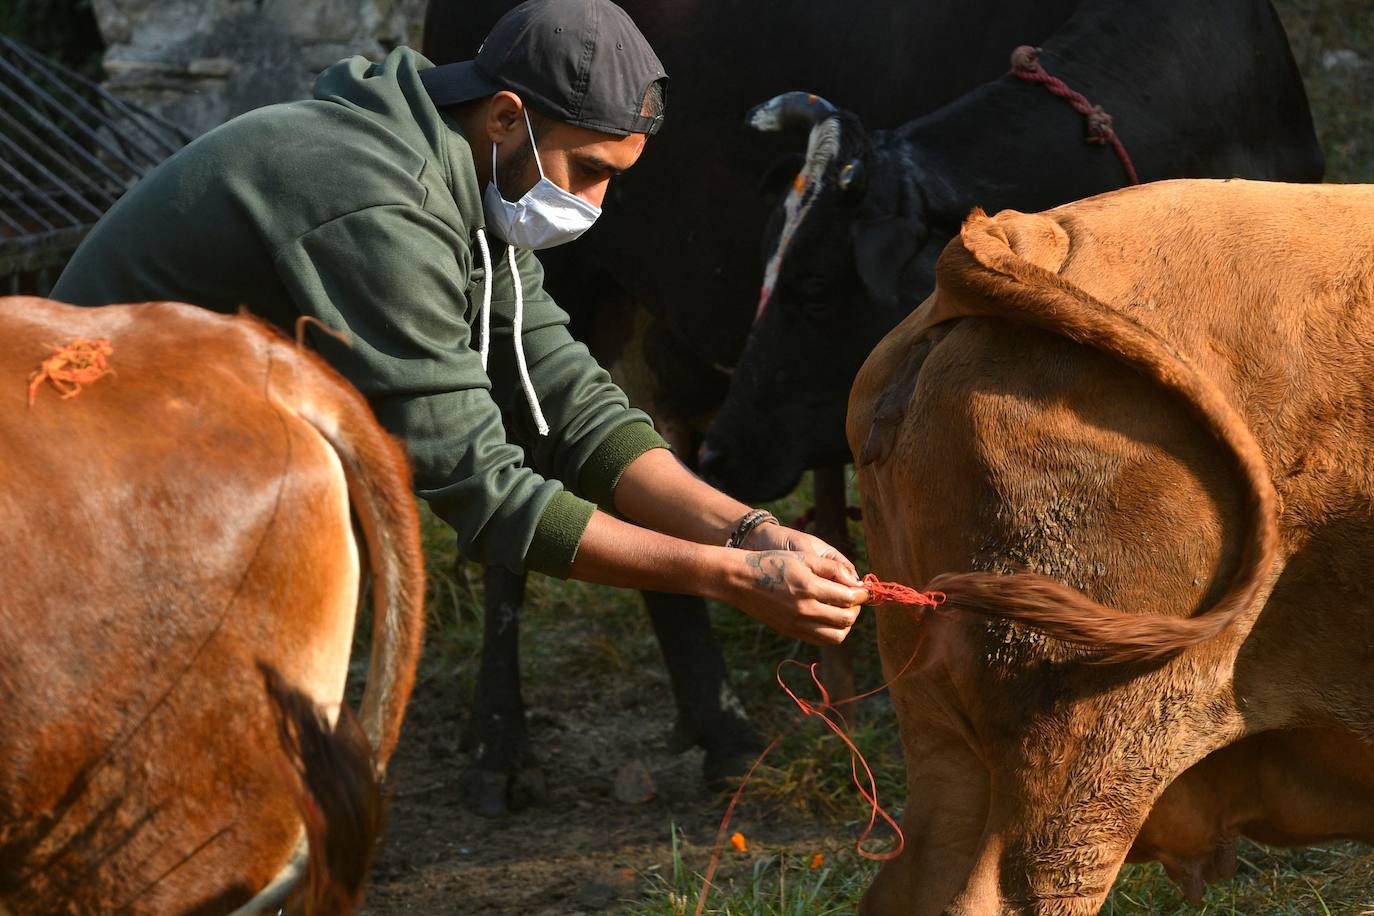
[693,574,944,915]
[1009,44,1140,186]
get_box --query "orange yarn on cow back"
[28,338,114,406]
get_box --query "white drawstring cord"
[506,244,550,437]
[474,228,493,369]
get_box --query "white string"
[522,108,546,181]
[507,244,550,437]
[474,228,493,369]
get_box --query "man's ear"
[485,90,526,143]
[850,215,926,308]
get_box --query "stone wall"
[92,0,428,135]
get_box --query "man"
[53,0,868,643]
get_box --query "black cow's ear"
[850,216,925,308]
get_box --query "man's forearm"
[567,509,869,647]
[569,508,736,599]
[610,447,754,545]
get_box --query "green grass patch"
[1274,0,1374,182]
[627,827,881,916]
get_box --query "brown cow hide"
[0,298,425,913]
[847,180,1374,914]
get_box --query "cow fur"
[848,180,1374,913]
[0,298,425,913]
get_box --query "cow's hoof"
[511,763,548,808]
[666,716,699,754]
[667,715,769,791]
[702,742,767,792]
[458,762,547,817]
[459,766,512,818]
[460,767,510,818]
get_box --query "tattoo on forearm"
[746,551,789,590]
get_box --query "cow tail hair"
[924,212,1281,665]
[261,664,385,916]
[267,333,427,772]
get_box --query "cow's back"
[857,179,1374,573]
[0,298,365,911]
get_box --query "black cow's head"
[700,92,953,501]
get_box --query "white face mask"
[482,109,602,250]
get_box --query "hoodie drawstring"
[473,227,550,437]
[507,243,550,436]
[474,227,494,370]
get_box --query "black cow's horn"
[746,91,838,132]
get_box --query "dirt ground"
[357,644,842,915]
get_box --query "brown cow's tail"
[262,665,385,916]
[268,336,427,772]
[921,211,1281,665]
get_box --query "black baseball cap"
[420,0,667,136]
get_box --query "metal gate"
[0,34,188,296]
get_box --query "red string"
[1009,45,1140,186]
[859,573,943,609]
[694,575,944,914]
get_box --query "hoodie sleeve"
[272,202,596,577]
[481,245,669,510]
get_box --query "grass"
[620,838,1374,916]
[632,827,881,916]
[1274,0,1374,183]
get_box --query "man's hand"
[724,549,869,646]
[742,522,860,583]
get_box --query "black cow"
[421,0,1081,814]
[699,0,1325,501]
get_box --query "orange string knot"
[861,573,944,607]
[28,338,115,406]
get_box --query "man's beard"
[496,135,536,202]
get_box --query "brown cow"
[0,297,425,913]
[847,180,1374,913]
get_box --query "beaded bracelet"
[725,508,779,548]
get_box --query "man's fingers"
[818,582,869,608]
[804,554,863,589]
[811,537,840,559]
[801,601,860,630]
[799,626,854,647]
[807,538,861,583]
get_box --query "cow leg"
[859,611,992,916]
[812,465,857,702]
[458,563,546,817]
[861,720,990,916]
[645,591,766,788]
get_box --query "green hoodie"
[52,47,667,577]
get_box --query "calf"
[848,181,1374,912]
[0,297,425,913]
